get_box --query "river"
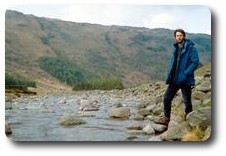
[5,90,152,141]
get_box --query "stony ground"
[5,67,211,141]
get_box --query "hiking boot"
[154,116,170,126]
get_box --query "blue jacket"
[166,39,199,85]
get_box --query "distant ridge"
[5,10,211,88]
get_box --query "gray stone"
[193,91,206,101]
[109,107,130,119]
[160,122,189,141]
[196,81,211,93]
[58,114,86,126]
[148,136,163,141]
[150,123,167,133]
[5,122,12,135]
[186,107,211,128]
[142,125,155,135]
[126,123,144,130]
[127,130,143,135]
[130,114,144,120]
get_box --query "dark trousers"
[163,84,192,118]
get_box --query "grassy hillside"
[5,10,211,89]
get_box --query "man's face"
[175,32,185,44]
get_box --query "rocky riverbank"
[5,67,211,141]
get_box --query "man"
[154,29,199,126]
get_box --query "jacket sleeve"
[184,46,199,75]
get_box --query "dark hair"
[174,29,186,38]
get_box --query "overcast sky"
[8,5,211,35]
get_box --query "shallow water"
[6,91,150,141]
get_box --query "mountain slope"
[5,10,211,88]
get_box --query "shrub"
[73,77,124,91]
[38,57,86,85]
[5,73,37,88]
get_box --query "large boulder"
[109,107,130,119]
[186,107,211,128]
[160,122,189,141]
[58,114,86,126]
